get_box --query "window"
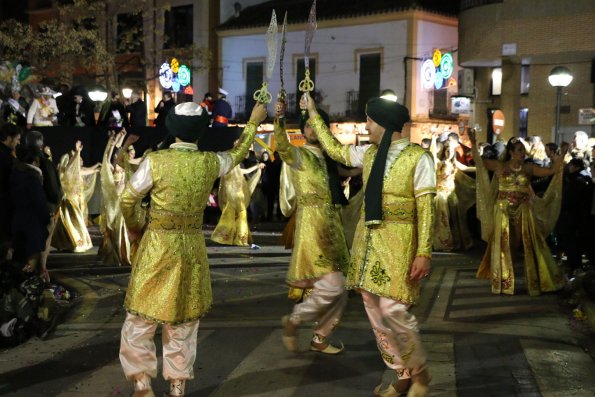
[296,58,316,113]
[245,62,264,117]
[164,5,193,49]
[520,65,530,94]
[117,13,143,54]
[491,67,502,96]
[358,53,381,119]
[519,108,528,137]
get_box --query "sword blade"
[304,0,317,70]
[279,11,287,92]
[265,10,278,82]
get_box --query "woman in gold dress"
[471,131,565,295]
[99,131,131,266]
[52,141,99,252]
[431,137,476,251]
[210,155,263,247]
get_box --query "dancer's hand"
[249,103,267,124]
[299,92,317,116]
[75,140,83,152]
[468,129,477,145]
[409,256,431,281]
[274,101,286,118]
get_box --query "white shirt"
[348,138,436,197]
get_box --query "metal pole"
[554,86,561,145]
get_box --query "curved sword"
[299,0,317,115]
[253,10,278,104]
[277,11,288,103]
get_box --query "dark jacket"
[10,161,49,260]
[38,154,63,214]
[0,142,14,243]
[126,100,147,128]
[65,99,96,127]
[154,99,175,127]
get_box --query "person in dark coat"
[0,124,22,246]
[98,91,129,130]
[211,88,232,127]
[556,158,593,276]
[65,87,96,127]
[10,147,50,281]
[24,130,63,279]
[125,92,147,129]
[154,91,175,127]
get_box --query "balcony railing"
[233,90,366,123]
[460,0,503,11]
[234,93,299,122]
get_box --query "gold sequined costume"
[99,137,131,266]
[475,165,564,295]
[433,160,475,251]
[273,120,350,287]
[120,123,257,324]
[311,115,435,305]
[210,163,260,247]
[52,151,94,252]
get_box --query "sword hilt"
[299,70,314,116]
[253,82,272,104]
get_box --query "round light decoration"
[421,59,436,90]
[177,65,191,87]
[421,51,456,91]
[170,58,180,74]
[158,59,192,92]
[440,53,454,79]
[159,63,173,89]
[434,70,444,89]
[432,49,442,67]
[171,77,181,93]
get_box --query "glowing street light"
[548,66,573,144]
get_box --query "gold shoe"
[373,377,412,396]
[281,315,299,352]
[132,373,155,397]
[309,341,344,355]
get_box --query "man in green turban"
[301,92,436,397]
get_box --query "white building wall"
[221,20,410,118]
[413,20,458,119]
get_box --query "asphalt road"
[0,229,593,397]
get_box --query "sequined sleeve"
[415,192,434,258]
[310,114,353,166]
[218,121,259,175]
[120,158,152,232]
[273,118,302,168]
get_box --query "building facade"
[217,0,460,142]
[458,0,595,143]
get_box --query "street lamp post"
[548,66,573,145]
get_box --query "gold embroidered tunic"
[120,123,258,324]
[312,115,436,304]
[274,120,350,286]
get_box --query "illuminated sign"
[178,65,191,86]
[421,50,456,91]
[159,58,192,93]
[421,59,436,90]
[159,63,173,89]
